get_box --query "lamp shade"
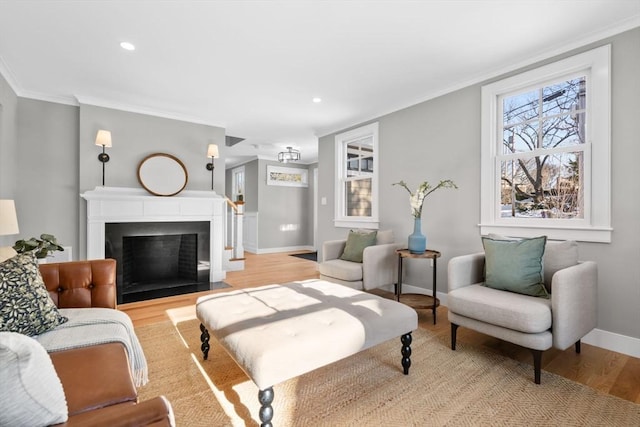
[0,199,19,236]
[95,130,112,147]
[207,144,219,158]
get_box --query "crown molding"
[0,55,23,98]
[317,17,640,138]
[74,95,225,129]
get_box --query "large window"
[480,45,611,242]
[334,122,379,229]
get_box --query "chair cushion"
[487,234,579,293]
[0,331,68,426]
[318,259,363,282]
[482,236,548,298]
[543,240,579,292]
[448,284,552,333]
[375,230,394,245]
[340,230,377,263]
[0,252,68,336]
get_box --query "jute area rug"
[136,318,640,426]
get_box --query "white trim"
[334,219,380,229]
[334,122,379,226]
[480,45,611,243]
[75,95,225,128]
[582,328,640,359]
[478,224,613,243]
[253,245,315,255]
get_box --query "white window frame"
[334,122,379,229]
[480,45,611,242]
[231,166,245,201]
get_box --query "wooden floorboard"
[120,251,640,404]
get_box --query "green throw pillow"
[340,230,378,263]
[482,236,549,298]
[0,252,68,336]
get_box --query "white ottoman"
[196,279,418,427]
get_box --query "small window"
[480,45,611,242]
[232,166,245,201]
[334,123,379,229]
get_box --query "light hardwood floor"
[120,251,640,404]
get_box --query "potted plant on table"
[13,233,64,260]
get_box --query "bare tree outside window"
[500,76,586,219]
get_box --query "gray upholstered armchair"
[447,240,597,384]
[319,230,401,291]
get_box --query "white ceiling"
[1,1,639,167]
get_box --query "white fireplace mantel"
[81,186,226,282]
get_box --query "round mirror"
[137,153,188,196]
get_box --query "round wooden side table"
[396,248,441,324]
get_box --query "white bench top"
[196,279,417,389]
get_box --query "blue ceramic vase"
[408,217,427,254]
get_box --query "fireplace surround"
[82,187,226,302]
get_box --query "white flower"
[393,179,458,218]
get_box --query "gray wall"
[17,99,79,252]
[0,72,18,247]
[226,158,314,251]
[317,28,640,340]
[258,160,312,250]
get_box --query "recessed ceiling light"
[120,41,135,51]
[312,97,322,103]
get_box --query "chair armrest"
[551,260,598,350]
[322,239,346,262]
[50,342,138,416]
[62,396,175,427]
[447,253,485,292]
[362,243,403,290]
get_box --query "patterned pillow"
[0,252,68,336]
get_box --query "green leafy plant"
[13,234,64,259]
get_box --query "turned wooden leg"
[199,323,210,360]
[401,332,412,375]
[575,340,581,354]
[258,387,274,427]
[451,323,459,350]
[531,349,542,384]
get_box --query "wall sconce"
[95,130,112,186]
[278,146,300,163]
[206,144,219,190]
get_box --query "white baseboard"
[582,329,640,358]
[254,245,315,254]
[393,283,640,359]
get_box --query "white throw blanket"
[34,308,148,386]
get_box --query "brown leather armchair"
[40,258,117,309]
[38,259,174,427]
